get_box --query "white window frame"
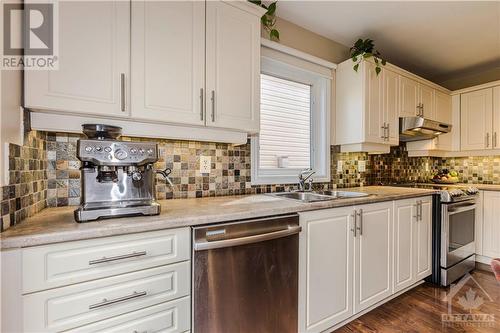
[251,55,331,185]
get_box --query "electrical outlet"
[200,156,211,174]
[358,160,366,172]
[425,162,429,172]
[337,160,343,173]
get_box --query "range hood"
[399,117,452,142]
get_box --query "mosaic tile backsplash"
[3,129,500,232]
[0,131,47,231]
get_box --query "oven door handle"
[194,225,302,251]
[447,203,476,215]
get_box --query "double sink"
[271,190,370,203]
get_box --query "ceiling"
[277,1,500,89]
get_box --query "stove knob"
[104,146,112,153]
[139,149,145,154]
[84,146,93,152]
[466,187,478,194]
[147,148,154,155]
[130,148,138,154]
[114,149,128,160]
[95,146,103,152]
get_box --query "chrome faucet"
[298,169,315,192]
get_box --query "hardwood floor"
[334,270,499,333]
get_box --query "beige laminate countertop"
[0,186,438,250]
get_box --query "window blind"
[259,73,311,169]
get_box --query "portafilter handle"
[156,168,173,187]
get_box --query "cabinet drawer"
[23,261,190,332]
[68,296,190,333]
[22,228,190,293]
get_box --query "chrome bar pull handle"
[356,209,363,236]
[211,90,216,122]
[89,251,147,265]
[486,133,490,148]
[351,210,357,237]
[120,73,126,112]
[89,291,147,310]
[494,132,497,148]
[381,123,386,140]
[200,88,204,121]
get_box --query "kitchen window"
[251,45,332,185]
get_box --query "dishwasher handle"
[194,225,302,251]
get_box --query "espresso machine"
[74,124,172,222]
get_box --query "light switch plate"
[337,160,343,173]
[200,156,211,174]
[358,160,366,172]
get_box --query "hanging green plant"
[350,38,386,76]
[249,1,280,41]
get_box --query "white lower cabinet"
[300,198,432,333]
[68,296,191,333]
[393,196,432,293]
[4,228,192,333]
[354,202,393,313]
[298,207,354,333]
[482,190,500,258]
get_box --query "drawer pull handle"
[89,291,147,310]
[89,251,147,265]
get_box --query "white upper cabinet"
[25,1,130,116]
[131,1,205,126]
[433,90,453,150]
[460,88,493,150]
[25,0,263,136]
[493,86,500,149]
[383,69,400,145]
[419,84,435,119]
[364,62,385,144]
[205,1,261,133]
[399,76,420,117]
[335,60,400,152]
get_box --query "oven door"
[441,199,476,268]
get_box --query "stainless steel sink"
[271,190,370,203]
[271,192,336,203]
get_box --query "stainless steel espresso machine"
[74,124,172,222]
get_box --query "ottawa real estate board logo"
[2,2,58,70]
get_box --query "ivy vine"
[249,1,280,41]
[350,38,386,75]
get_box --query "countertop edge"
[0,190,438,250]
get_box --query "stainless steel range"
[74,124,172,222]
[394,183,479,286]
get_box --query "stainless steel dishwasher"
[192,214,301,333]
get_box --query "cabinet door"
[434,90,453,150]
[493,86,500,149]
[415,197,432,280]
[483,191,500,258]
[383,69,400,145]
[399,76,419,117]
[364,62,384,143]
[460,88,493,150]
[206,1,260,132]
[299,208,354,333]
[393,199,417,293]
[419,84,435,119]
[354,202,392,313]
[131,1,205,125]
[25,1,130,116]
